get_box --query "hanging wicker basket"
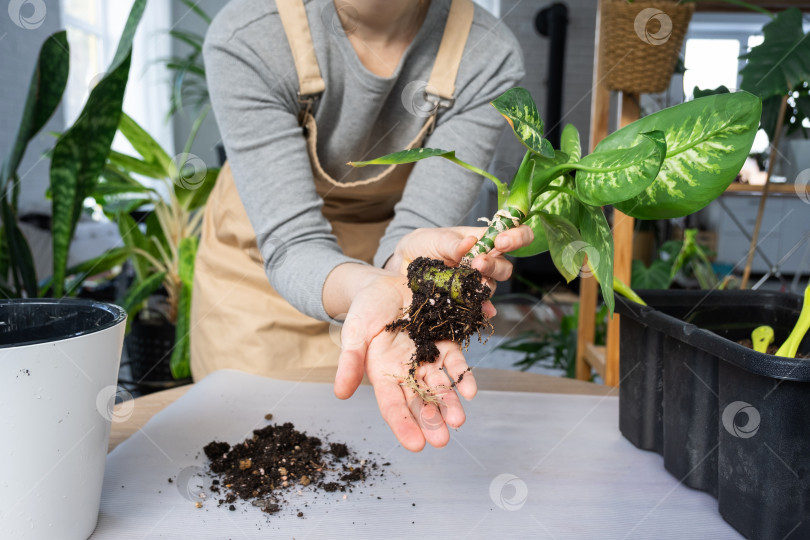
[599,0,695,94]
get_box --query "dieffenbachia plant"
[351,88,761,312]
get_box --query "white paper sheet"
[91,370,742,539]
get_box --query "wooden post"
[740,94,789,289]
[575,0,608,381]
[603,93,639,387]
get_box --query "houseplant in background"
[92,111,219,384]
[161,0,212,122]
[630,228,721,290]
[0,1,146,539]
[736,6,810,286]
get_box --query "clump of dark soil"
[202,417,380,515]
[386,257,492,400]
[738,338,810,358]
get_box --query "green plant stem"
[444,155,508,201]
[776,283,810,358]
[541,185,579,203]
[410,265,474,301]
[464,206,526,261]
[613,275,647,306]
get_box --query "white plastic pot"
[0,299,126,540]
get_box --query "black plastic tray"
[615,290,810,540]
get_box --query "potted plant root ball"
[0,299,127,540]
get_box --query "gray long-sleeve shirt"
[204,0,525,321]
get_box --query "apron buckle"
[297,93,320,124]
[424,90,455,111]
[424,91,454,134]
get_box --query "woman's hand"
[385,225,533,277]
[326,225,533,451]
[332,273,476,452]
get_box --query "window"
[682,39,741,98]
[60,0,173,155]
[683,13,810,153]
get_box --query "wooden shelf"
[696,2,810,13]
[583,343,606,381]
[725,183,800,195]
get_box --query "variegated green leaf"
[529,150,570,199]
[1,199,37,297]
[50,0,146,297]
[579,204,614,313]
[121,271,165,314]
[116,212,152,281]
[610,92,761,219]
[0,225,9,284]
[509,175,581,258]
[491,87,554,158]
[59,246,131,297]
[170,236,198,380]
[575,131,666,206]
[118,112,172,175]
[185,167,220,211]
[171,283,192,380]
[560,124,581,162]
[1,32,69,192]
[108,150,166,179]
[536,212,583,283]
[178,236,198,287]
[145,212,170,262]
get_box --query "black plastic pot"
[616,290,810,540]
[125,313,176,382]
[124,309,194,389]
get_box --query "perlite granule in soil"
[200,416,385,517]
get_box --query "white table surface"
[91,369,743,539]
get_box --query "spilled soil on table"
[202,415,384,516]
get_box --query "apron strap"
[426,0,475,109]
[278,0,474,116]
[276,0,326,110]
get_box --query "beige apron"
[190,0,474,380]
